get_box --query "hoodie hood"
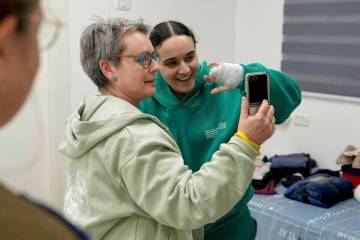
[59,95,153,159]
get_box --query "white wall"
[235,0,284,69]
[235,0,360,169]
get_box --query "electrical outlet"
[292,113,311,127]
[115,0,130,10]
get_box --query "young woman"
[139,20,302,240]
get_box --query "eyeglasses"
[37,8,63,51]
[114,52,159,69]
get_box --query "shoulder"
[126,117,177,148]
[126,119,182,166]
[98,96,142,119]
[0,183,90,240]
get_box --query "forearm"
[122,134,256,230]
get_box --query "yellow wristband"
[234,131,260,152]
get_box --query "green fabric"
[204,205,257,240]
[59,95,258,240]
[139,61,301,240]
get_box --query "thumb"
[240,96,249,120]
[208,64,219,78]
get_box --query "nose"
[178,61,190,74]
[149,60,160,73]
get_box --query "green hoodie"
[59,95,259,240]
[139,61,302,240]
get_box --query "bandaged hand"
[204,62,244,94]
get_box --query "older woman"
[59,18,275,240]
[0,0,89,239]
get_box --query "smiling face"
[156,35,198,98]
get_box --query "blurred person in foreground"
[0,0,89,239]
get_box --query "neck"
[174,91,186,99]
[100,88,138,106]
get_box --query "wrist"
[234,131,260,152]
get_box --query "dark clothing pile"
[252,153,354,208]
[252,153,316,193]
[284,174,353,208]
[270,153,316,177]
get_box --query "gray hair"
[80,18,150,89]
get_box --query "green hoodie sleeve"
[119,118,257,230]
[239,63,302,124]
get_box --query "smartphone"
[245,72,270,116]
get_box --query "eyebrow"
[162,50,196,62]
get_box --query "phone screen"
[248,73,268,103]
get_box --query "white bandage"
[209,63,244,89]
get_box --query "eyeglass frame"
[37,8,63,51]
[113,52,160,69]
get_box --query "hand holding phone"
[245,72,270,115]
[237,97,275,145]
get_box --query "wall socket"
[292,113,311,127]
[115,0,130,10]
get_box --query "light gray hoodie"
[59,95,257,240]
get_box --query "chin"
[147,89,155,97]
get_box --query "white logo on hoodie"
[205,122,227,139]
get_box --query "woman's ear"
[99,60,117,81]
[0,16,18,57]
